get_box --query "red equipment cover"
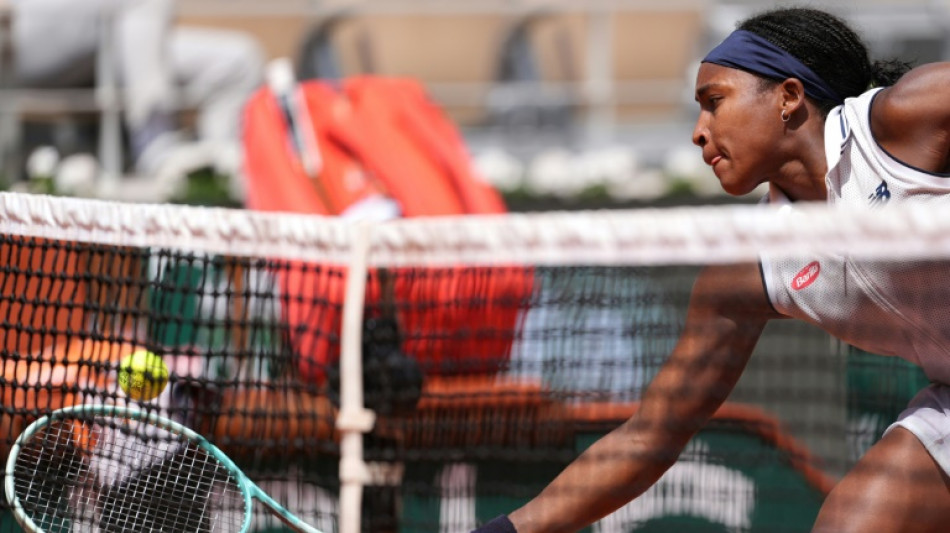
[242,76,533,384]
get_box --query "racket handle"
[266,58,324,179]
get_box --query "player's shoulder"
[868,62,950,171]
[872,63,950,130]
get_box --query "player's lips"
[702,148,723,167]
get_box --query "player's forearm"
[508,420,679,533]
[506,317,765,532]
[504,382,735,532]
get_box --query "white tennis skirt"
[887,383,950,475]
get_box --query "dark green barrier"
[401,405,832,532]
[846,346,929,461]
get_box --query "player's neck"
[769,163,828,202]
[773,131,829,202]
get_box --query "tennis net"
[0,191,948,533]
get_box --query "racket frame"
[4,403,323,533]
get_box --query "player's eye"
[697,95,721,113]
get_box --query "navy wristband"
[472,514,517,533]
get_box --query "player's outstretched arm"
[485,262,783,533]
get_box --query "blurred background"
[2,0,948,210]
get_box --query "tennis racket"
[4,404,324,533]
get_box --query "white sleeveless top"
[760,88,950,384]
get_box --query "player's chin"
[716,172,759,196]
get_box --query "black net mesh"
[1,194,948,532]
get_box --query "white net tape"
[2,192,949,266]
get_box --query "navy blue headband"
[703,30,842,105]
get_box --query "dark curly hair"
[738,7,912,114]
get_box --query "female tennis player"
[475,7,950,533]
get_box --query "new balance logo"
[868,181,890,205]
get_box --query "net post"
[95,6,122,193]
[337,221,376,533]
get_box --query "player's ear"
[779,78,807,116]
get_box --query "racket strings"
[13,421,90,531]
[12,414,247,532]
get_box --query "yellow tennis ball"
[118,350,169,401]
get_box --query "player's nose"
[692,115,709,147]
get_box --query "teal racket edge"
[4,403,325,533]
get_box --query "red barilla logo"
[791,261,820,291]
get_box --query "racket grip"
[266,57,322,178]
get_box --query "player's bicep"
[675,261,776,379]
[689,262,782,322]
